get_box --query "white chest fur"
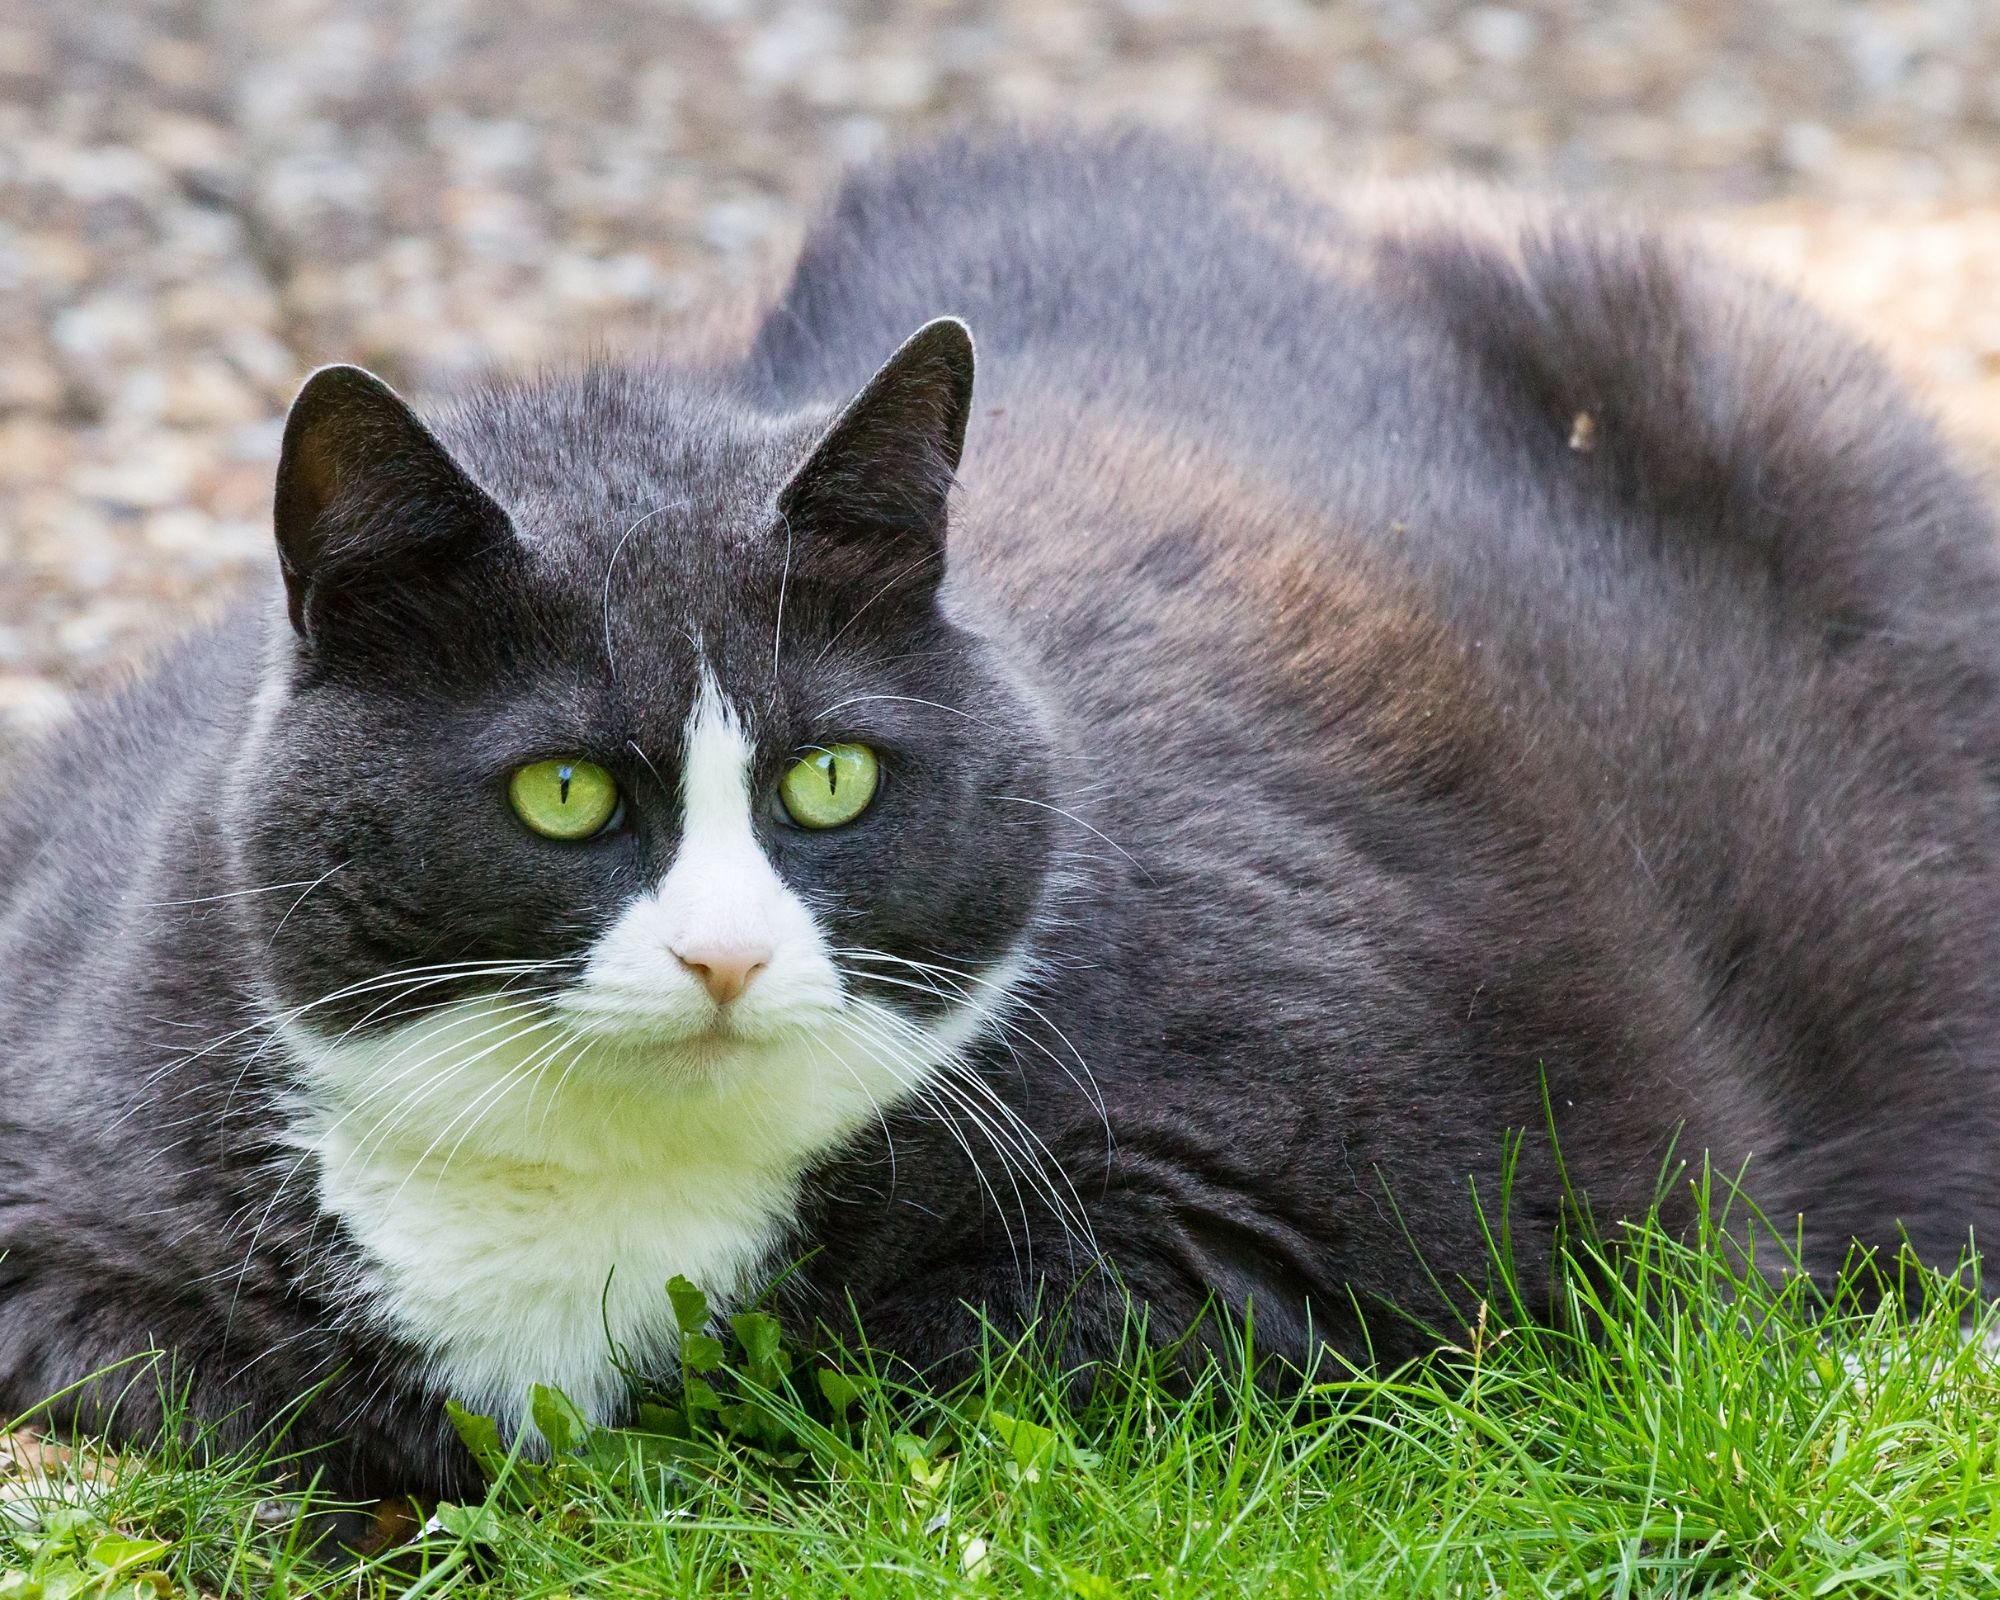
[284,992,988,1424]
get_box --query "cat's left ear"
[778,317,974,599]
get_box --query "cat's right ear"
[777,317,975,603]
[273,365,512,640]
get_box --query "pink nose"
[671,942,772,1007]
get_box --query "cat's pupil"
[558,765,573,804]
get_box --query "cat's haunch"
[6,130,2000,1500]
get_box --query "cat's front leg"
[807,1222,1301,1398]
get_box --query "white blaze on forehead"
[567,669,838,1028]
[660,675,784,956]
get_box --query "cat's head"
[230,320,1059,1120]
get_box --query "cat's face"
[232,324,1056,1109]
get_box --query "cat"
[7,126,2000,1504]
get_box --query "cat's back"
[747,128,1385,441]
[754,129,2000,710]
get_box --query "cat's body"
[8,130,2000,1499]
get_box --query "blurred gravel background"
[6,0,2000,752]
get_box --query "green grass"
[9,1187,2000,1599]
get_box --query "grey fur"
[7,129,2000,1497]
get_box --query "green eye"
[508,759,619,840]
[780,744,879,829]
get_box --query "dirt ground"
[6,0,2000,752]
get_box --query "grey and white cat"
[9,129,2000,1502]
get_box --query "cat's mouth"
[549,983,843,1054]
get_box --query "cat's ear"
[274,364,513,640]
[778,317,974,599]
